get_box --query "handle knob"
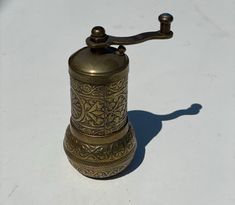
[90,26,108,43]
[158,13,174,34]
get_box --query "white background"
[1,0,235,204]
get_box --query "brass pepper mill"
[64,13,174,178]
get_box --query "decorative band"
[69,120,129,144]
[69,66,129,85]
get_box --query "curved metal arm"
[86,13,173,48]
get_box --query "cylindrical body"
[64,46,137,178]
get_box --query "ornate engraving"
[64,126,136,163]
[65,76,137,178]
[68,159,128,178]
[70,77,127,136]
[64,125,137,178]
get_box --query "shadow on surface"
[107,103,202,179]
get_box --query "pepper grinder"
[64,13,174,178]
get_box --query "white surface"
[1,0,235,204]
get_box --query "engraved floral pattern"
[64,126,136,163]
[70,77,127,136]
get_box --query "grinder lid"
[69,46,129,78]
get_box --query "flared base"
[63,123,137,178]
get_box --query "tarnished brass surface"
[64,13,173,178]
[86,13,173,48]
[64,46,136,178]
[70,76,128,136]
[64,123,136,178]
